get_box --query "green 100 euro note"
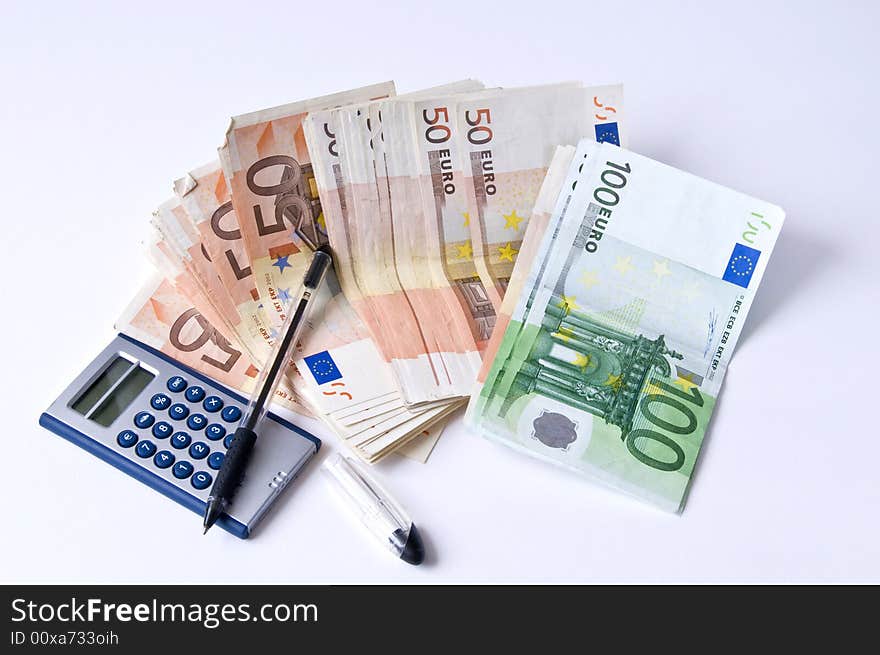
[467,139,785,512]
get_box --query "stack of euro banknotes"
[117,79,784,510]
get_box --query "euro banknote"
[234,252,457,461]
[116,274,305,413]
[405,83,580,343]
[118,267,450,461]
[152,193,311,411]
[300,83,629,406]
[146,228,232,342]
[457,84,625,310]
[333,102,477,405]
[302,83,480,363]
[395,422,447,463]
[218,82,395,332]
[144,225,312,414]
[306,81,484,405]
[401,85,581,354]
[468,139,784,512]
[151,196,254,357]
[475,145,575,386]
[179,105,458,459]
[379,97,485,401]
[174,161,275,361]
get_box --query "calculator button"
[153,450,175,469]
[221,406,242,423]
[187,413,207,430]
[150,393,171,410]
[166,376,188,393]
[116,430,138,448]
[133,412,155,429]
[172,461,194,479]
[191,471,213,490]
[152,421,173,439]
[189,442,210,460]
[208,452,225,470]
[185,386,206,403]
[205,423,226,441]
[223,433,235,449]
[168,403,190,421]
[170,431,192,449]
[203,395,224,413]
[135,440,157,458]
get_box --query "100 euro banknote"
[468,139,784,512]
[457,84,626,310]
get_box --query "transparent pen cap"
[321,453,424,565]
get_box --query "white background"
[2,0,878,583]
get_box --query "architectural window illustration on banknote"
[504,298,683,446]
[453,276,496,341]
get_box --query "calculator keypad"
[171,431,191,449]
[189,442,210,460]
[191,471,213,490]
[152,421,173,439]
[184,386,205,403]
[150,393,171,410]
[117,375,244,497]
[168,403,189,421]
[134,411,155,429]
[187,413,207,431]
[117,430,138,448]
[166,376,187,393]
[172,461,193,479]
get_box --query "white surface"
[2,1,878,583]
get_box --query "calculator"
[39,333,320,539]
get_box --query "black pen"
[202,245,333,533]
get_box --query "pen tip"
[400,524,426,566]
[202,497,225,534]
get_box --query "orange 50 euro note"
[218,82,395,334]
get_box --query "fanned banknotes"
[110,77,784,498]
[219,82,396,332]
[304,81,627,405]
[121,81,474,462]
[467,139,784,511]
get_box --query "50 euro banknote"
[115,274,304,413]
[467,139,784,512]
[456,84,626,310]
[150,194,311,413]
[304,81,485,405]
[174,160,275,363]
[116,270,451,460]
[218,82,395,332]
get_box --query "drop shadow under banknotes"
[737,225,829,347]
[684,227,829,509]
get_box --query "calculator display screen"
[72,356,155,427]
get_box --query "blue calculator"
[39,333,320,538]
